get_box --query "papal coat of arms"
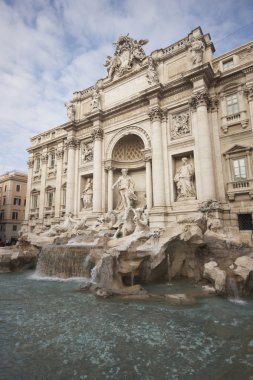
[104,34,149,80]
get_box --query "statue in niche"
[112,168,137,210]
[81,178,93,210]
[174,157,196,201]
[171,113,190,139]
[65,102,75,121]
[81,143,93,162]
[91,87,100,110]
[146,57,159,85]
[189,37,205,65]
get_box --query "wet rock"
[96,288,113,298]
[0,247,38,272]
[203,261,226,293]
[233,254,253,280]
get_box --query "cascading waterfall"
[36,245,92,279]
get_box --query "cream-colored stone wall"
[24,27,253,232]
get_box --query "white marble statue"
[91,87,100,110]
[81,178,93,210]
[189,37,205,65]
[65,102,75,121]
[112,169,137,210]
[174,157,196,201]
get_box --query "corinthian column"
[92,126,103,213]
[148,107,165,207]
[106,166,114,212]
[245,85,253,132]
[25,155,34,221]
[65,137,78,214]
[54,147,64,218]
[38,150,48,219]
[190,90,216,201]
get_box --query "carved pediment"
[104,34,149,80]
[224,145,252,155]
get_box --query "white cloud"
[0,0,253,172]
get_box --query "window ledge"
[227,179,253,200]
[221,111,248,133]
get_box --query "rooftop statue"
[104,34,149,80]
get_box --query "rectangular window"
[12,212,18,220]
[47,192,54,207]
[24,199,26,206]
[4,185,7,192]
[62,188,66,206]
[14,197,21,206]
[49,153,55,168]
[226,94,239,115]
[3,197,6,205]
[238,214,253,230]
[0,211,4,220]
[223,58,234,70]
[13,225,17,231]
[35,158,40,172]
[16,185,21,192]
[233,158,247,180]
[31,195,38,209]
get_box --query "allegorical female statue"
[174,157,196,201]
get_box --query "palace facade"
[24,27,253,235]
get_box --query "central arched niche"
[111,134,146,209]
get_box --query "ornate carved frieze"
[148,107,166,122]
[171,113,190,139]
[27,158,34,168]
[189,90,211,110]
[104,35,148,80]
[56,149,64,159]
[41,153,48,164]
[81,142,93,162]
[146,57,159,85]
[92,127,103,141]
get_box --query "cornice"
[182,63,215,87]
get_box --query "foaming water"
[29,273,89,283]
[228,297,247,306]
[1,272,253,380]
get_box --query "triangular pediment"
[224,145,252,154]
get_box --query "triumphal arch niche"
[109,133,146,210]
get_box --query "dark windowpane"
[238,214,253,230]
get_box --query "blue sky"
[0,0,253,173]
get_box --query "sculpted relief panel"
[171,112,191,140]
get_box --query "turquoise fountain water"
[1,272,253,380]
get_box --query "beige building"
[24,27,253,235]
[0,171,27,244]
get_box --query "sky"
[0,0,253,173]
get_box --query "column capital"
[92,127,104,141]
[244,85,253,101]
[148,106,166,121]
[66,137,79,149]
[189,89,211,110]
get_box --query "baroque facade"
[24,27,253,235]
[0,171,27,244]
